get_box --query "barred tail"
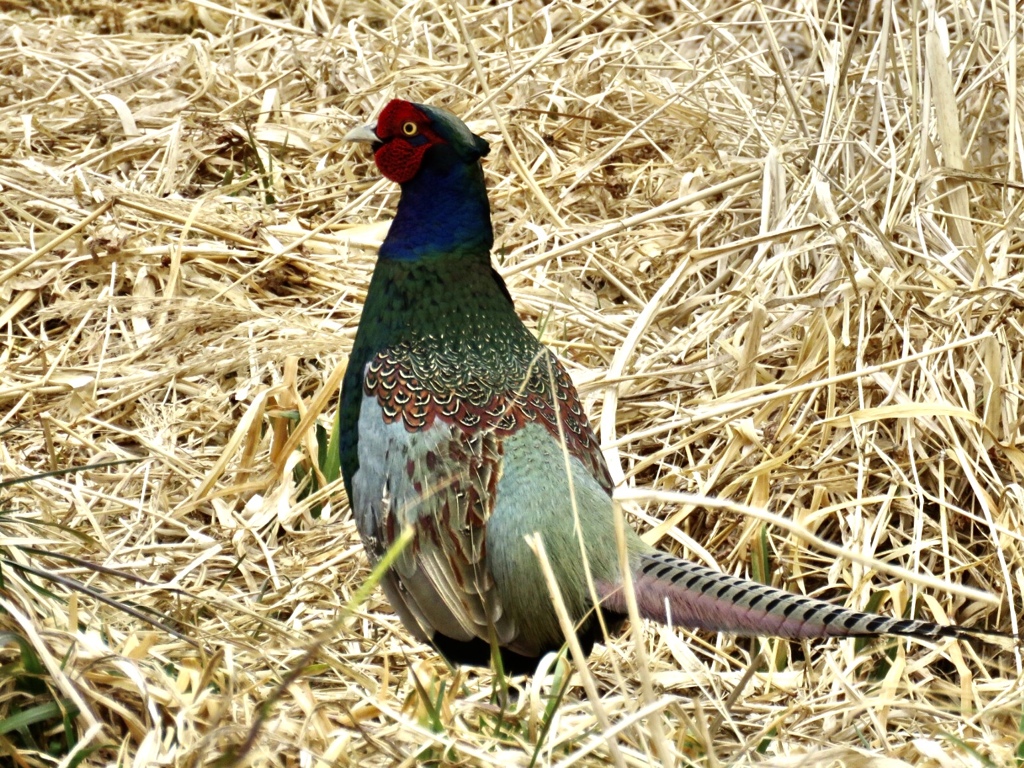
[598,551,1008,642]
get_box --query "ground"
[0,1,1022,766]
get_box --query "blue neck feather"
[379,144,494,262]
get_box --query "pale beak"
[344,122,379,143]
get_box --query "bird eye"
[402,121,418,136]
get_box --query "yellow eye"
[402,121,419,136]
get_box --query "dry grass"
[1,0,1023,765]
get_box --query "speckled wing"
[349,340,611,656]
[365,339,610,492]
[352,398,510,647]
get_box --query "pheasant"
[340,99,1005,674]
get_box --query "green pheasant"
[340,99,1005,674]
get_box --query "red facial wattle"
[372,100,444,184]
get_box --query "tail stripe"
[864,616,889,633]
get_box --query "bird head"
[345,99,490,184]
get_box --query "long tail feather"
[598,551,1009,642]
